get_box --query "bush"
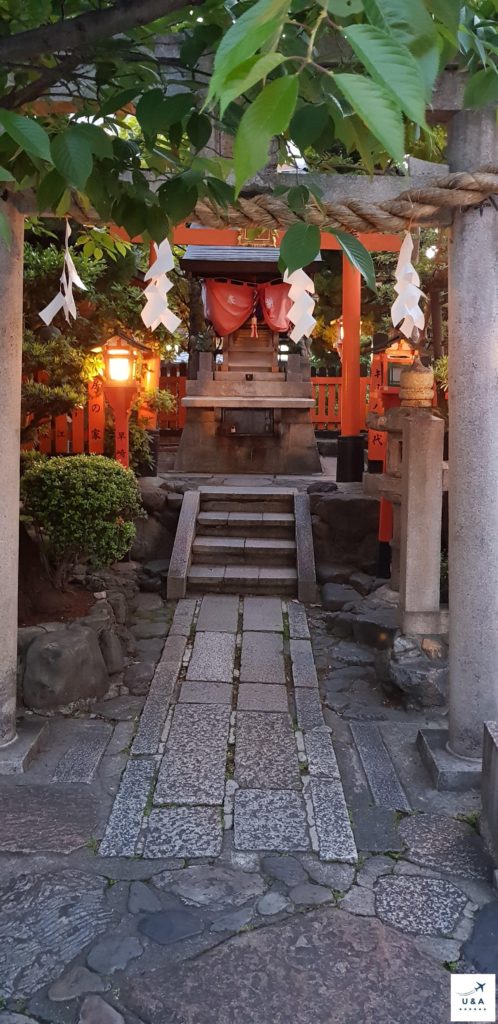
[21,454,144,589]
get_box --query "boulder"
[130,517,174,561]
[349,571,376,596]
[17,626,46,658]
[125,661,156,695]
[389,656,449,708]
[307,481,338,495]
[352,608,398,650]
[79,600,115,636]
[105,589,127,625]
[139,484,167,516]
[99,628,125,675]
[316,563,354,585]
[321,583,359,612]
[23,625,108,709]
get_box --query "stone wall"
[309,483,380,581]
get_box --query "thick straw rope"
[194,167,498,233]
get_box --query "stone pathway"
[1,591,497,1024]
[99,595,357,864]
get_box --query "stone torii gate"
[0,78,497,781]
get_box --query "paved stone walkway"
[100,596,357,864]
[0,591,497,1024]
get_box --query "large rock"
[130,516,174,561]
[321,583,359,612]
[311,493,379,573]
[139,482,168,516]
[389,655,449,708]
[23,625,108,709]
[99,629,125,676]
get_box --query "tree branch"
[0,0,202,64]
[2,54,82,109]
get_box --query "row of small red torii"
[33,225,400,455]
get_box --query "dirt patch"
[18,525,95,627]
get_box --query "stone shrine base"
[175,407,322,475]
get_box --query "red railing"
[310,376,369,431]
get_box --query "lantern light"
[103,337,137,386]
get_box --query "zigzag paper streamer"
[283,268,316,343]
[39,221,87,325]
[141,239,182,333]
[391,232,425,338]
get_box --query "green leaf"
[322,0,364,12]
[158,177,198,223]
[162,93,194,126]
[343,25,427,125]
[363,0,435,44]
[233,76,299,194]
[425,0,460,39]
[0,166,13,181]
[0,111,51,163]
[205,177,235,208]
[51,129,94,190]
[464,67,498,107]
[136,89,164,137]
[144,204,170,244]
[37,168,66,212]
[180,24,223,68]
[186,111,212,151]
[288,184,309,213]
[279,223,320,274]
[0,206,11,247]
[209,0,289,102]
[334,73,405,163]
[99,87,142,116]
[70,123,113,160]
[329,229,377,292]
[290,104,330,149]
[219,54,286,116]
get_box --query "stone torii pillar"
[447,107,498,761]
[0,202,24,749]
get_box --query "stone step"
[187,564,297,595]
[196,511,295,539]
[215,371,284,381]
[199,488,295,515]
[192,536,296,566]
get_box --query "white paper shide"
[39,221,87,325]
[141,238,182,334]
[391,231,425,339]
[284,268,316,343]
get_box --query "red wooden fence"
[310,376,369,431]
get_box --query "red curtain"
[259,283,292,332]
[203,280,255,335]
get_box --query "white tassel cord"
[283,268,316,343]
[391,232,425,339]
[141,239,182,334]
[39,221,87,325]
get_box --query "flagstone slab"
[196,595,239,634]
[187,632,236,683]
[234,789,310,852]
[399,813,494,881]
[169,599,197,637]
[119,907,449,1024]
[0,784,101,853]
[287,601,310,639]
[243,597,283,633]
[304,728,341,780]
[290,639,318,688]
[235,712,300,790]
[52,721,112,783]
[155,704,230,805]
[0,871,111,999]
[349,722,411,812]
[179,681,233,705]
[240,631,285,684]
[237,683,288,712]
[375,876,467,936]
[132,634,187,755]
[294,688,325,732]
[100,758,156,857]
[309,779,358,864]
[144,807,223,859]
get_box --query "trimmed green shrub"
[21,454,144,589]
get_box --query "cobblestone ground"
[0,595,497,1024]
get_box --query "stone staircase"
[167,487,317,602]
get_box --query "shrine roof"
[180,245,322,278]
